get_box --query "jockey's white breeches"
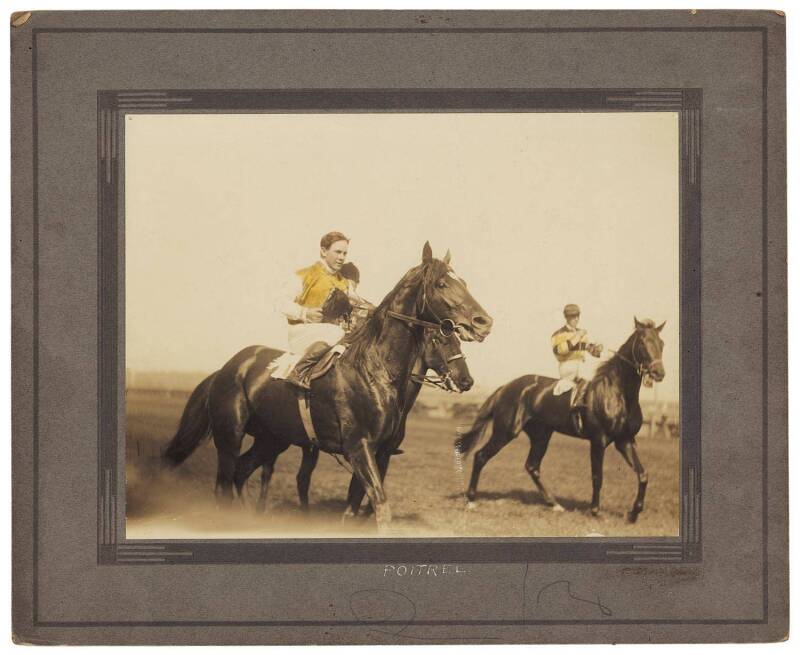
[553,359,583,396]
[288,322,345,355]
[558,359,583,381]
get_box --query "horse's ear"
[443,249,451,266]
[634,316,644,329]
[422,241,433,263]
[656,320,666,333]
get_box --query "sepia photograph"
[124,111,680,539]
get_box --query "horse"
[163,242,492,530]
[232,324,473,514]
[455,318,665,523]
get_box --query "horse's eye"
[437,279,447,288]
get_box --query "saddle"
[307,344,344,384]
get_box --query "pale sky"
[126,112,680,400]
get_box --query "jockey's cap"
[563,303,581,317]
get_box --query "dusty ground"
[125,390,680,539]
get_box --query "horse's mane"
[341,259,447,366]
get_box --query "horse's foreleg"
[296,446,320,510]
[342,475,364,520]
[523,426,563,511]
[348,439,391,531]
[615,439,648,523]
[351,450,392,518]
[589,441,606,516]
[466,427,513,504]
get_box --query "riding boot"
[569,378,588,433]
[286,341,331,390]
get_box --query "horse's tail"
[163,373,216,467]
[455,385,503,455]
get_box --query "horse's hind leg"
[466,426,515,505]
[615,438,648,523]
[209,392,249,503]
[296,446,320,510]
[523,422,564,512]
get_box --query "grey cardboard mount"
[10,10,787,645]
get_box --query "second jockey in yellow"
[551,303,603,396]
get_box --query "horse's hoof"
[375,505,393,528]
[466,501,478,511]
[627,511,639,524]
[591,507,600,517]
[341,508,357,523]
[551,503,565,513]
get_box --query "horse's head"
[321,288,353,326]
[418,242,493,343]
[421,326,473,392]
[631,317,666,385]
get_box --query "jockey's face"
[321,239,348,272]
[567,315,580,328]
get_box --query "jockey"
[551,303,603,396]
[280,231,364,390]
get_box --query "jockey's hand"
[305,308,323,323]
[591,343,604,357]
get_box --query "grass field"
[125,389,680,539]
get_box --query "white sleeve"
[275,274,306,322]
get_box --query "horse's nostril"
[473,315,492,327]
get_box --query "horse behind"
[455,318,665,523]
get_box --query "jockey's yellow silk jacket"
[551,325,588,362]
[292,261,348,314]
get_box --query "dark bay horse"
[233,326,473,514]
[455,318,665,523]
[164,242,492,531]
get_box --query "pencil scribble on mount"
[533,579,613,618]
[348,588,499,642]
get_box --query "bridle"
[609,334,663,381]
[386,310,456,337]
[384,268,467,392]
[410,330,466,392]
